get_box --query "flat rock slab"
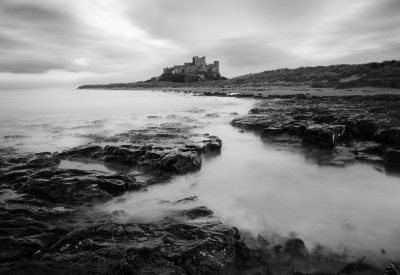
[232,94,400,168]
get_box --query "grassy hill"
[79,60,400,89]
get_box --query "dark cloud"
[4,3,70,23]
[0,59,64,74]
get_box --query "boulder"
[283,238,308,260]
[183,206,214,219]
[96,178,126,196]
[303,125,345,147]
[375,127,400,146]
[159,152,201,174]
[201,136,222,153]
[102,146,139,165]
[287,125,307,137]
[355,119,388,139]
[384,149,400,167]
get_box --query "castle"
[163,56,219,75]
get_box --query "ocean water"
[1,89,399,265]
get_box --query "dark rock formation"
[303,125,345,147]
[231,94,400,168]
[0,126,228,274]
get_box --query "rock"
[384,149,400,167]
[183,206,214,219]
[288,125,307,136]
[352,141,383,154]
[303,125,345,147]
[0,169,31,185]
[313,114,337,124]
[159,151,201,174]
[24,176,112,204]
[57,145,103,160]
[337,257,381,275]
[0,126,236,274]
[375,127,400,146]
[96,178,126,196]
[201,136,222,153]
[283,238,308,260]
[102,146,139,165]
[249,108,268,114]
[261,127,287,139]
[205,113,219,118]
[355,120,387,139]
[230,94,400,169]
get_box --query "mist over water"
[1,89,400,265]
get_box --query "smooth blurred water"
[1,89,399,265]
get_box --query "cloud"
[0,0,399,88]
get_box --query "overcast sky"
[1,0,399,89]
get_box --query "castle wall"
[163,56,219,75]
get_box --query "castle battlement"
[163,56,219,75]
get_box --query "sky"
[0,0,399,89]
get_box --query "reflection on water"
[1,89,400,265]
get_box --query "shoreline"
[78,85,400,98]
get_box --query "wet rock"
[384,149,400,167]
[205,113,220,118]
[171,196,198,205]
[337,257,381,275]
[352,141,383,154]
[375,127,400,146]
[201,136,222,153]
[6,154,60,171]
[102,146,140,165]
[249,107,267,114]
[231,115,275,130]
[352,141,384,164]
[261,127,287,139]
[159,151,201,174]
[24,176,113,204]
[303,125,345,147]
[313,114,337,124]
[231,94,400,169]
[57,145,103,160]
[383,263,400,275]
[3,217,248,275]
[95,178,126,196]
[355,119,387,139]
[0,125,232,274]
[0,169,31,185]
[288,125,307,136]
[183,206,214,219]
[283,238,308,260]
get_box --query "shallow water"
[1,89,399,265]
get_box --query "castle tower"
[213,61,219,73]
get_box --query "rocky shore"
[0,125,240,274]
[1,92,400,274]
[231,94,400,173]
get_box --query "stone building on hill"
[163,56,219,75]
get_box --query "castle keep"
[163,56,219,75]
